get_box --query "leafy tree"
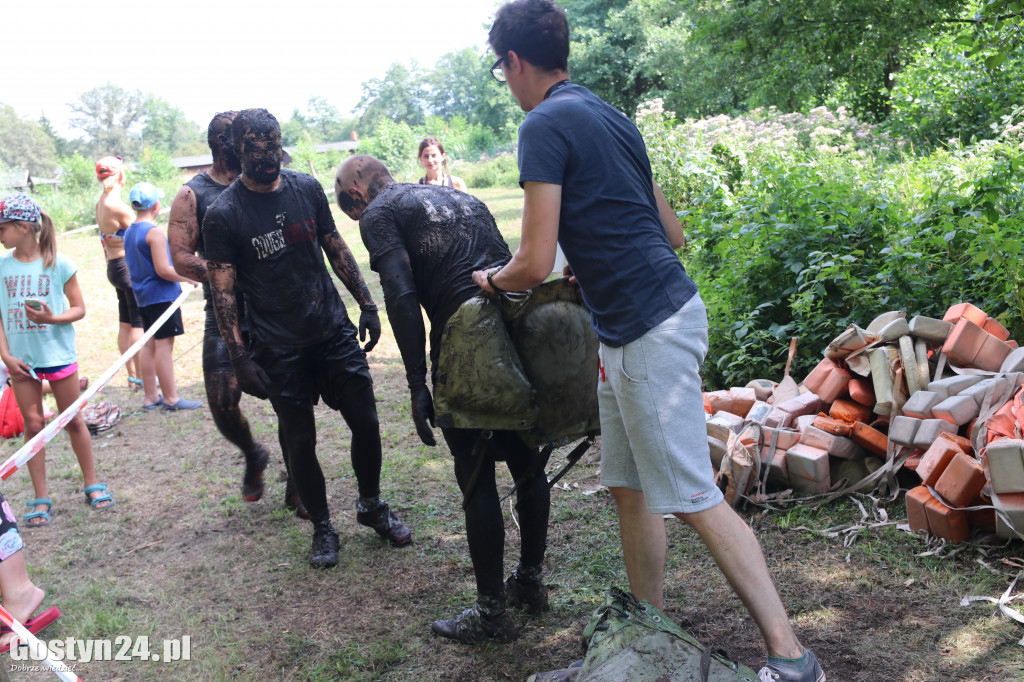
[142,96,202,156]
[361,118,418,178]
[37,115,76,158]
[0,104,58,176]
[356,63,427,134]
[282,97,357,146]
[70,83,146,160]
[426,48,522,142]
[563,0,686,117]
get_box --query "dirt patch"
[2,191,1020,681]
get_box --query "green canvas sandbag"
[433,295,538,432]
[529,588,758,682]
[434,278,600,447]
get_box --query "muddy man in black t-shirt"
[336,155,551,643]
[203,109,411,568]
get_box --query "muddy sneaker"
[758,649,825,682]
[356,498,412,546]
[505,568,550,614]
[241,444,270,502]
[309,521,339,569]
[431,604,518,644]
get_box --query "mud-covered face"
[239,131,282,185]
[221,142,242,173]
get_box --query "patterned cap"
[95,156,123,179]
[0,193,42,224]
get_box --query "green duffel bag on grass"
[529,588,758,682]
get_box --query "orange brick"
[938,431,973,455]
[983,317,1011,341]
[942,318,988,366]
[906,486,933,533]
[852,421,887,457]
[934,451,986,507]
[943,302,987,326]
[801,358,851,404]
[974,333,1012,373]
[905,450,924,471]
[848,376,875,407]
[917,438,964,487]
[924,495,970,543]
[813,414,853,436]
[727,387,756,418]
[830,399,874,424]
[704,390,732,415]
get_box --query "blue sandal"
[84,484,115,511]
[23,498,52,527]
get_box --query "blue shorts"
[598,295,723,514]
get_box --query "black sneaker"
[241,444,270,502]
[430,604,518,644]
[309,521,339,569]
[356,499,412,546]
[758,648,826,682]
[505,570,550,614]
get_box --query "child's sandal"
[84,484,115,511]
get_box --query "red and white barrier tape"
[0,285,197,481]
[0,605,82,681]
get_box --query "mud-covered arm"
[320,230,381,352]
[375,248,435,445]
[208,260,271,399]
[168,185,209,282]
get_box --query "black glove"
[231,353,273,400]
[410,384,436,446]
[359,307,381,352]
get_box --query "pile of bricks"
[704,302,1024,543]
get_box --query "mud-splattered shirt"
[359,183,511,352]
[202,169,349,347]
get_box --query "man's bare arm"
[320,231,376,308]
[168,185,209,282]
[654,181,686,249]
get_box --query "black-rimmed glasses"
[490,56,507,83]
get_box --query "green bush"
[638,100,1024,389]
[460,153,519,189]
[361,119,418,179]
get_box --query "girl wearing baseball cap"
[0,192,116,526]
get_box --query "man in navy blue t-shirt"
[476,2,825,680]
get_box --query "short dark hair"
[489,0,569,72]
[207,111,237,156]
[231,108,280,152]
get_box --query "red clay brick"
[852,421,888,457]
[942,318,988,366]
[924,495,970,543]
[906,486,933,533]
[983,317,1011,341]
[943,302,988,326]
[934,451,986,508]
[917,438,964,487]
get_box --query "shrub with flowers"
[638,100,1024,389]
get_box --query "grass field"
[1,184,1022,681]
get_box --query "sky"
[6,0,502,139]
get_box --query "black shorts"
[106,258,143,328]
[251,319,370,409]
[139,301,185,340]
